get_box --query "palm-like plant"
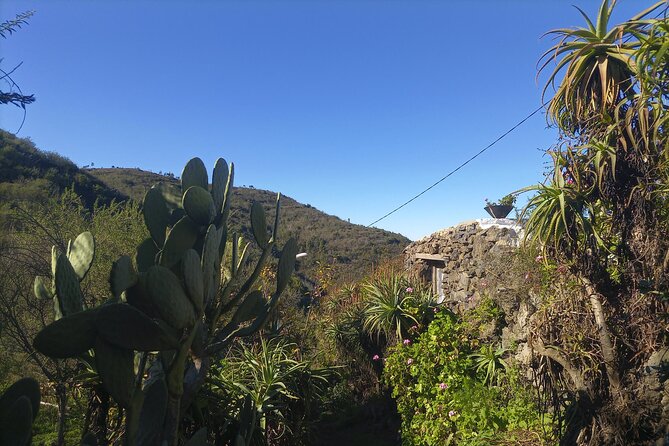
[539,0,664,136]
[361,275,417,341]
[469,344,509,387]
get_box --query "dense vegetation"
[3,0,669,444]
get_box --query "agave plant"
[361,275,417,342]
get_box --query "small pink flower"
[439,382,448,390]
[407,358,413,365]
[410,325,418,331]
[406,287,414,293]
[433,307,438,313]
[403,339,411,345]
[448,410,457,417]
[535,255,543,263]
[372,354,380,361]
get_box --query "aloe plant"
[32,157,298,446]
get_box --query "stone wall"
[404,219,537,365]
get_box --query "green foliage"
[383,309,549,445]
[211,338,335,444]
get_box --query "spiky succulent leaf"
[250,202,269,248]
[136,377,168,446]
[182,157,208,192]
[95,338,134,408]
[0,395,33,446]
[276,238,297,295]
[160,216,199,268]
[0,378,40,422]
[145,265,196,329]
[110,255,138,298]
[135,238,159,273]
[182,249,204,314]
[96,304,180,351]
[143,187,170,246]
[33,276,51,300]
[183,186,215,226]
[33,309,98,358]
[54,253,84,316]
[232,290,265,324]
[211,158,229,213]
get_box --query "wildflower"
[448,410,457,417]
[410,325,418,332]
[535,255,543,263]
[439,382,448,390]
[480,280,488,288]
[407,358,413,365]
[406,287,414,293]
[372,354,380,361]
[403,339,411,346]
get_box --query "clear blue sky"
[0,0,648,240]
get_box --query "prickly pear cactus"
[32,157,298,446]
[0,377,41,446]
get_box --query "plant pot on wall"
[484,205,513,218]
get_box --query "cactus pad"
[54,253,84,316]
[183,186,215,225]
[67,232,95,281]
[33,309,98,358]
[94,338,135,408]
[110,255,138,298]
[145,265,196,329]
[250,202,269,248]
[143,187,170,246]
[181,157,208,192]
[96,303,180,351]
[160,216,199,268]
[33,276,52,300]
[182,249,204,314]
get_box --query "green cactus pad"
[185,428,208,446]
[67,232,95,281]
[182,249,204,314]
[33,276,52,300]
[271,193,282,242]
[181,157,208,192]
[96,304,180,351]
[215,162,234,231]
[136,377,168,446]
[110,255,138,298]
[54,253,84,316]
[135,238,159,273]
[232,290,266,324]
[276,238,297,295]
[123,277,159,319]
[183,186,215,225]
[33,309,98,358]
[0,395,33,446]
[0,378,40,422]
[201,225,222,307]
[143,187,170,246]
[211,158,228,213]
[160,216,199,269]
[157,182,183,211]
[94,338,134,408]
[250,202,269,248]
[146,265,196,329]
[51,246,58,280]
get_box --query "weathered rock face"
[404,219,536,365]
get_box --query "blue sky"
[0,0,648,240]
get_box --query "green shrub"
[383,308,550,445]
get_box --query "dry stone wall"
[404,219,538,365]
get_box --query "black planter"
[484,205,513,219]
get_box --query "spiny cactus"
[0,378,41,446]
[32,157,297,446]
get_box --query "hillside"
[0,130,126,208]
[89,167,409,284]
[0,130,410,284]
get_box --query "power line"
[367,102,548,227]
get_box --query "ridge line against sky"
[0,0,648,240]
